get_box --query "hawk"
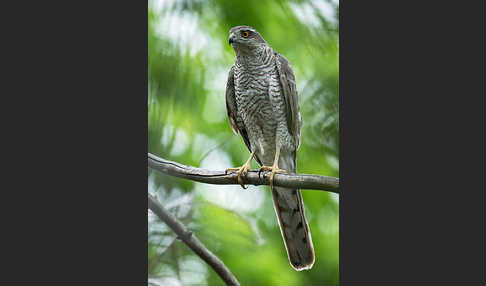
[225,25,314,270]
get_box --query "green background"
[148,0,339,285]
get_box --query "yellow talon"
[258,165,286,189]
[225,167,241,174]
[225,150,256,189]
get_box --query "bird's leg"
[225,150,256,189]
[258,146,286,189]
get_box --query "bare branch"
[148,193,241,286]
[148,153,339,193]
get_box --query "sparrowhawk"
[225,25,314,271]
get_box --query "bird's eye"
[241,31,249,38]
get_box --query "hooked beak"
[229,32,236,45]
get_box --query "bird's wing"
[225,66,240,135]
[275,53,302,150]
[226,65,263,166]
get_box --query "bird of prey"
[225,25,314,271]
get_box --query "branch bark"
[148,193,240,286]
[148,153,339,193]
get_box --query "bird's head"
[228,26,267,54]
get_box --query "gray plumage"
[225,25,314,270]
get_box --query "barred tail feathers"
[271,152,314,270]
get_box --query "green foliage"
[148,0,339,285]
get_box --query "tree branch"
[148,193,241,286]
[148,153,339,193]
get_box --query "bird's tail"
[271,152,315,270]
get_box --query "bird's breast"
[233,63,284,164]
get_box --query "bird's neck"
[235,45,267,66]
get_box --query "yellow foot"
[225,167,241,174]
[226,150,256,189]
[225,164,251,189]
[258,165,286,189]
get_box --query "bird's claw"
[258,165,287,175]
[225,167,240,175]
[237,163,251,189]
[226,165,250,189]
[258,165,286,189]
